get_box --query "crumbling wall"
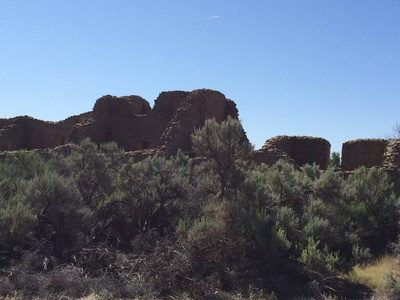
[70,95,152,150]
[383,139,400,168]
[341,139,388,171]
[0,89,238,155]
[69,89,238,154]
[0,112,91,151]
[157,89,238,155]
[0,117,61,151]
[256,136,331,169]
[252,147,296,167]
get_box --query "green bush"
[299,237,339,276]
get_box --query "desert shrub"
[59,138,124,207]
[299,237,339,276]
[0,194,36,258]
[191,117,254,200]
[115,151,192,235]
[264,160,304,209]
[302,163,322,181]
[1,119,399,299]
[0,151,47,199]
[384,259,400,299]
[0,276,15,297]
[45,265,87,297]
[131,235,194,297]
[190,159,221,204]
[25,171,86,260]
[240,167,273,210]
[182,201,248,291]
[343,167,400,254]
[273,206,301,256]
[0,152,46,260]
[381,240,400,299]
[312,168,342,204]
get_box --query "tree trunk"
[37,214,65,261]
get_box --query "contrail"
[204,15,219,19]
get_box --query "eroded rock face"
[341,139,389,171]
[255,135,331,169]
[0,89,238,155]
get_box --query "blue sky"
[1,1,400,152]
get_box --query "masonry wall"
[257,136,331,169]
[0,90,238,155]
[2,90,400,175]
[341,139,389,171]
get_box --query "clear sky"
[1,1,400,152]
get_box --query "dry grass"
[349,255,396,290]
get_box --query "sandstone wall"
[383,139,400,168]
[341,139,388,171]
[0,117,59,151]
[256,136,331,169]
[252,148,296,167]
[0,89,238,156]
[0,119,10,130]
[0,112,91,151]
[3,90,400,177]
[157,89,238,155]
[68,89,238,154]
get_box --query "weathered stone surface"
[256,135,331,169]
[341,139,389,171]
[252,147,297,167]
[0,113,91,151]
[69,89,238,154]
[156,89,238,155]
[383,139,400,168]
[0,89,238,156]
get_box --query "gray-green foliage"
[27,171,84,259]
[0,151,47,199]
[28,171,83,220]
[118,150,192,232]
[343,166,400,254]
[0,193,35,252]
[1,120,400,298]
[191,117,254,200]
[60,138,125,207]
[241,160,397,276]
[0,151,47,254]
[264,160,303,207]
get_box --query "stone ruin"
[0,89,238,158]
[253,135,331,170]
[1,89,400,180]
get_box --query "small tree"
[27,172,84,260]
[343,167,400,254]
[60,138,124,207]
[329,151,341,168]
[118,151,192,233]
[191,117,254,200]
